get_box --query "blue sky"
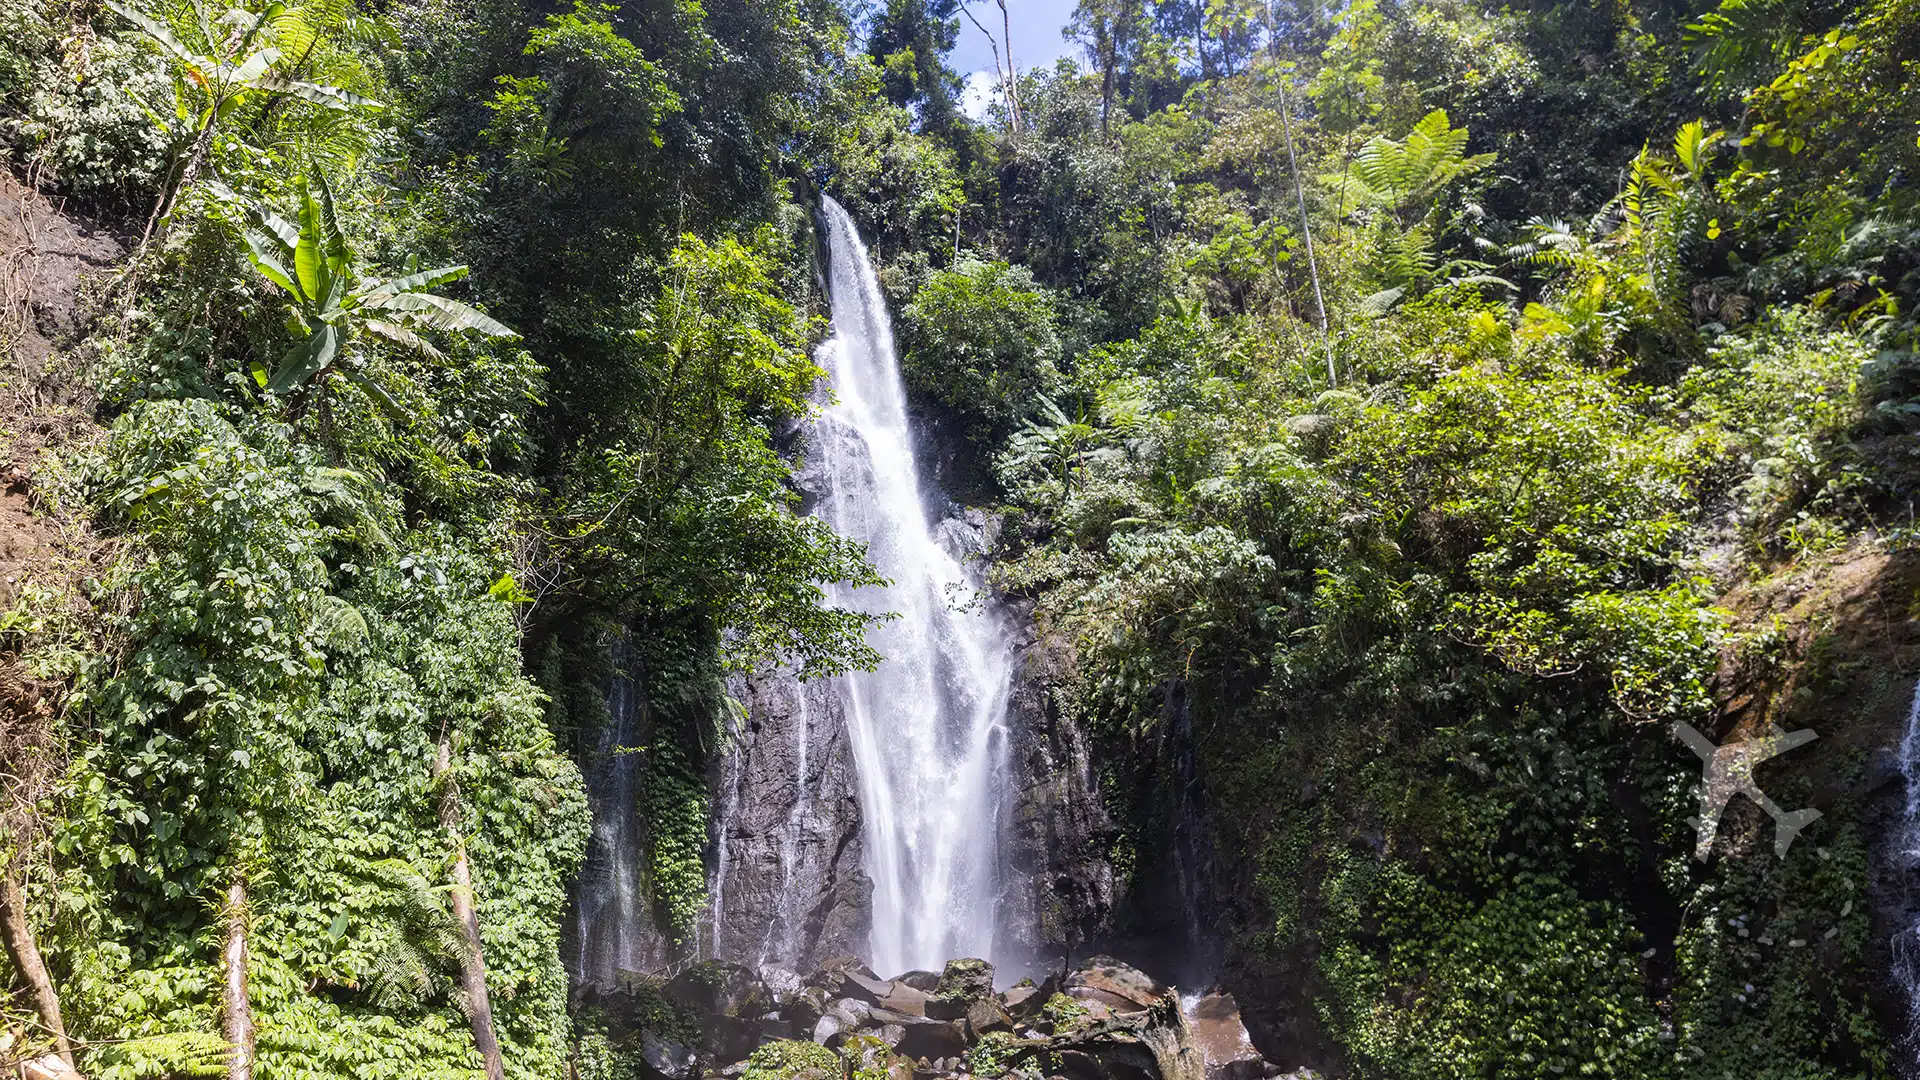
[951,0,1080,119]
[950,0,1080,77]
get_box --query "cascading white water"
[573,641,664,984]
[1893,679,1920,1053]
[812,196,1014,975]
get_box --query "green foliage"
[1682,310,1872,545]
[553,229,883,678]
[5,0,1915,1072]
[226,168,517,400]
[50,397,587,1076]
[739,1039,839,1080]
[865,0,961,129]
[1334,109,1493,223]
[899,258,1063,451]
[1328,874,1665,1078]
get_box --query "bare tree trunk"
[1265,3,1334,385]
[960,3,1016,132]
[1101,49,1116,139]
[222,876,253,1080]
[998,0,1024,131]
[436,736,507,1080]
[0,872,73,1069]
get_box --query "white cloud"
[960,69,1001,124]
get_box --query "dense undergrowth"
[1,0,1917,1076]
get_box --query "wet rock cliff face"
[691,412,1119,977]
[707,671,871,971]
[701,567,1121,977]
[1000,623,1120,969]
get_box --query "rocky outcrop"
[589,954,1311,1080]
[1000,622,1119,967]
[705,672,871,972]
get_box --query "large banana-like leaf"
[313,170,352,305]
[242,231,300,298]
[226,46,279,87]
[367,292,518,338]
[248,203,301,253]
[358,265,469,301]
[293,183,329,304]
[364,317,445,360]
[269,322,340,392]
[105,0,206,69]
[255,75,384,111]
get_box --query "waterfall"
[571,641,666,985]
[811,196,1015,975]
[1894,679,1920,1054]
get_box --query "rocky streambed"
[575,956,1315,1080]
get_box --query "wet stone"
[928,958,996,1019]
[1065,956,1163,1013]
[1186,992,1266,1080]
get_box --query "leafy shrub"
[11,31,173,198]
[741,1040,840,1080]
[898,257,1062,451]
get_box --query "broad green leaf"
[248,204,301,252]
[293,182,328,303]
[105,1,204,68]
[358,265,469,300]
[363,318,443,359]
[488,573,535,603]
[268,322,339,392]
[227,47,278,87]
[241,232,300,298]
[312,169,351,304]
[371,292,518,338]
[255,75,384,112]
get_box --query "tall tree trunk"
[222,875,253,1080]
[1101,48,1116,138]
[436,736,507,1080]
[0,872,73,1069]
[1264,4,1334,384]
[998,0,1024,131]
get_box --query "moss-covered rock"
[740,1040,840,1080]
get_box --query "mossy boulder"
[741,1040,840,1080]
[926,958,995,1019]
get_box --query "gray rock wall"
[1000,625,1120,971]
[704,670,871,971]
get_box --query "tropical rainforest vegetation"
[0,0,1916,1074]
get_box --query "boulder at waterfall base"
[593,956,1298,1080]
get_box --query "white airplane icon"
[1673,721,1822,860]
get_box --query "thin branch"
[1266,4,1335,385]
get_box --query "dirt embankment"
[1,169,121,611]
[1712,541,1920,1049]
[1,163,121,878]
